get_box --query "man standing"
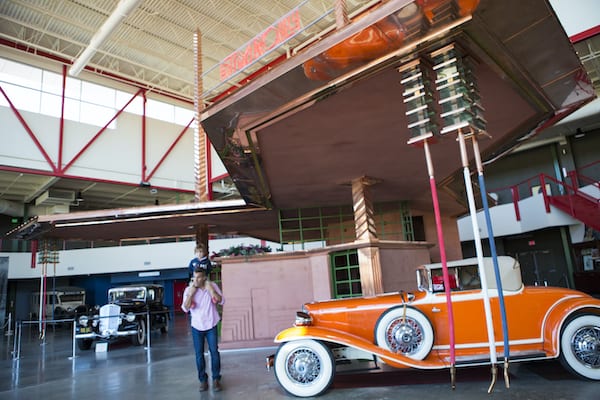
[181,266,224,392]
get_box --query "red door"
[173,281,188,313]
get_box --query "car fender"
[542,296,600,355]
[275,326,445,370]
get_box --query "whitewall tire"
[559,314,600,380]
[375,306,434,360]
[132,318,146,346]
[274,339,335,397]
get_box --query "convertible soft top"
[421,256,522,292]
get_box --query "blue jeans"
[191,324,221,383]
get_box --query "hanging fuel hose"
[457,129,498,393]
[472,136,510,389]
[424,140,457,389]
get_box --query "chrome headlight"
[126,312,136,322]
[78,315,89,326]
[92,314,99,327]
[294,311,312,326]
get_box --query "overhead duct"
[69,0,143,76]
[35,189,75,206]
[0,199,24,217]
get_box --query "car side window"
[458,265,481,290]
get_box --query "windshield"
[109,288,146,303]
[59,294,85,303]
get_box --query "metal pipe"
[69,0,143,76]
[457,130,497,367]
[424,140,456,381]
[472,135,510,388]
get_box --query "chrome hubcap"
[286,348,321,384]
[386,317,423,355]
[571,325,600,368]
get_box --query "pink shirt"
[181,282,224,331]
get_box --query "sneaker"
[199,381,208,392]
[213,379,222,392]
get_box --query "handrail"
[486,165,599,222]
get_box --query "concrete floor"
[0,314,597,400]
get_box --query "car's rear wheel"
[132,318,146,346]
[559,314,600,380]
[375,306,434,360]
[160,316,169,334]
[77,339,92,350]
[274,339,335,398]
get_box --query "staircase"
[548,191,600,231]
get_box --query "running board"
[454,351,548,366]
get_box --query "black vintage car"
[75,284,170,350]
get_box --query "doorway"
[516,249,569,288]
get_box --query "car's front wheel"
[375,306,434,360]
[559,314,600,380]
[131,318,146,346]
[274,339,335,397]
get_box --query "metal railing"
[486,162,600,222]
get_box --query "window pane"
[0,58,41,89]
[42,71,63,95]
[80,102,115,128]
[2,83,40,112]
[81,81,115,107]
[337,282,350,296]
[116,90,143,115]
[335,269,349,281]
[174,106,194,126]
[147,98,174,122]
[63,98,81,122]
[64,77,81,99]
[40,92,62,118]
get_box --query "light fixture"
[398,57,439,140]
[430,43,486,135]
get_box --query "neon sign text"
[219,9,302,81]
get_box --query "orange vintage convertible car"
[271,256,600,397]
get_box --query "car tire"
[559,314,600,380]
[375,306,434,360]
[77,339,93,350]
[132,318,146,346]
[274,339,335,398]
[160,315,169,334]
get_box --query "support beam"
[352,176,383,295]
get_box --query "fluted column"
[352,176,383,295]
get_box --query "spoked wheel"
[131,318,146,346]
[560,314,600,380]
[375,306,434,360]
[274,339,335,397]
